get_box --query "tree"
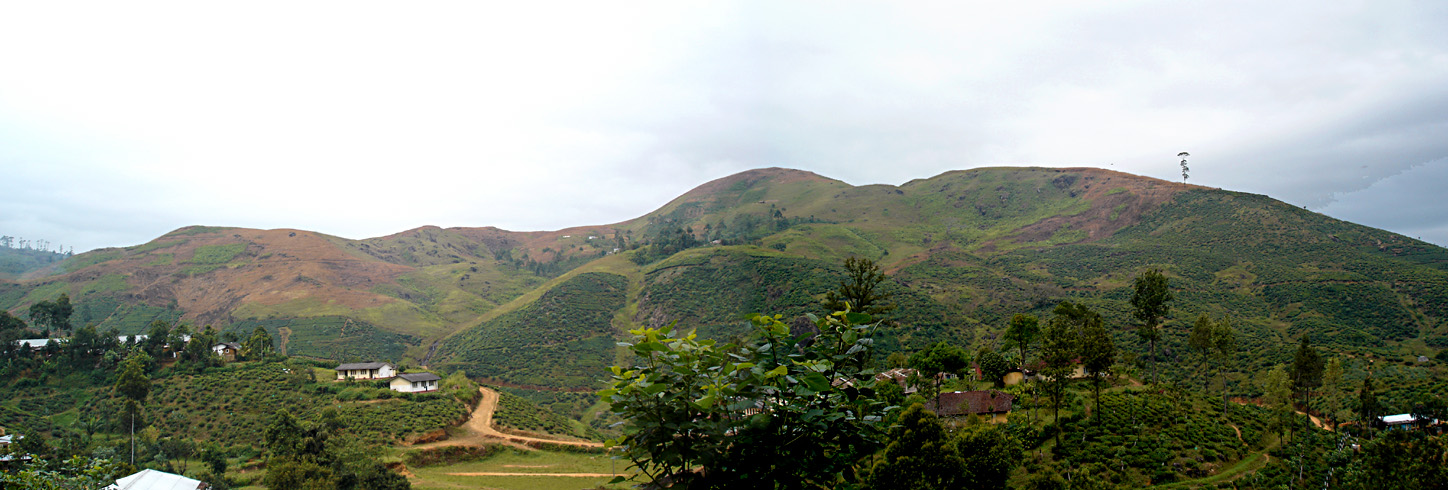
[909,341,970,409]
[601,310,889,488]
[885,351,908,369]
[1003,313,1039,371]
[1040,303,1079,444]
[243,326,275,360]
[1344,430,1448,489]
[865,403,964,490]
[954,423,1024,487]
[976,347,1010,388]
[1074,305,1115,423]
[143,320,171,358]
[1188,314,1214,371]
[1358,375,1380,439]
[180,326,222,370]
[1291,335,1324,409]
[1323,357,1345,429]
[1258,365,1293,440]
[1208,317,1237,416]
[1130,269,1172,385]
[115,352,151,465]
[0,455,127,490]
[1189,315,1237,414]
[823,257,896,318]
[1178,152,1190,182]
[28,294,73,333]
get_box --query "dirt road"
[412,387,604,450]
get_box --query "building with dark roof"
[335,362,396,380]
[390,372,442,393]
[924,390,1014,423]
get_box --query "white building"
[389,372,442,393]
[335,362,396,380]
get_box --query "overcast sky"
[2,1,1446,254]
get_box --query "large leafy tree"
[823,257,896,317]
[953,423,1024,487]
[909,341,970,408]
[865,403,964,490]
[263,408,409,490]
[243,326,276,360]
[976,347,1011,388]
[28,294,73,333]
[601,310,889,489]
[1130,269,1172,385]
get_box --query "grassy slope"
[4,360,471,448]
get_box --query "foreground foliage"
[601,310,888,489]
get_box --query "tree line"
[602,258,1448,489]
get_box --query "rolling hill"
[3,167,1445,394]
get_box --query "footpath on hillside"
[412,387,605,451]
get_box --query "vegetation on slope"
[438,272,628,389]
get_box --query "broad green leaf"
[801,372,833,392]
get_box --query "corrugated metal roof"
[1382,413,1416,424]
[398,372,441,382]
[107,469,206,490]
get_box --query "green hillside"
[0,246,69,280]
[1,167,1444,393]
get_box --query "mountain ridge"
[2,166,1444,382]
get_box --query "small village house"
[335,362,396,380]
[1381,413,1438,431]
[389,372,442,393]
[924,390,1015,423]
[873,367,919,394]
[211,342,241,362]
[1002,368,1033,386]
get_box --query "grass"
[1152,449,1271,489]
[407,449,634,490]
[189,243,247,264]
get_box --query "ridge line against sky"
[2,1,1446,253]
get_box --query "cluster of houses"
[333,361,441,393]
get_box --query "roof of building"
[212,342,242,350]
[925,390,1014,417]
[16,338,55,349]
[107,469,207,490]
[1382,413,1417,424]
[336,362,393,371]
[397,372,442,382]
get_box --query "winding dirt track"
[412,387,604,450]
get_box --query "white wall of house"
[336,364,396,380]
[389,377,439,393]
